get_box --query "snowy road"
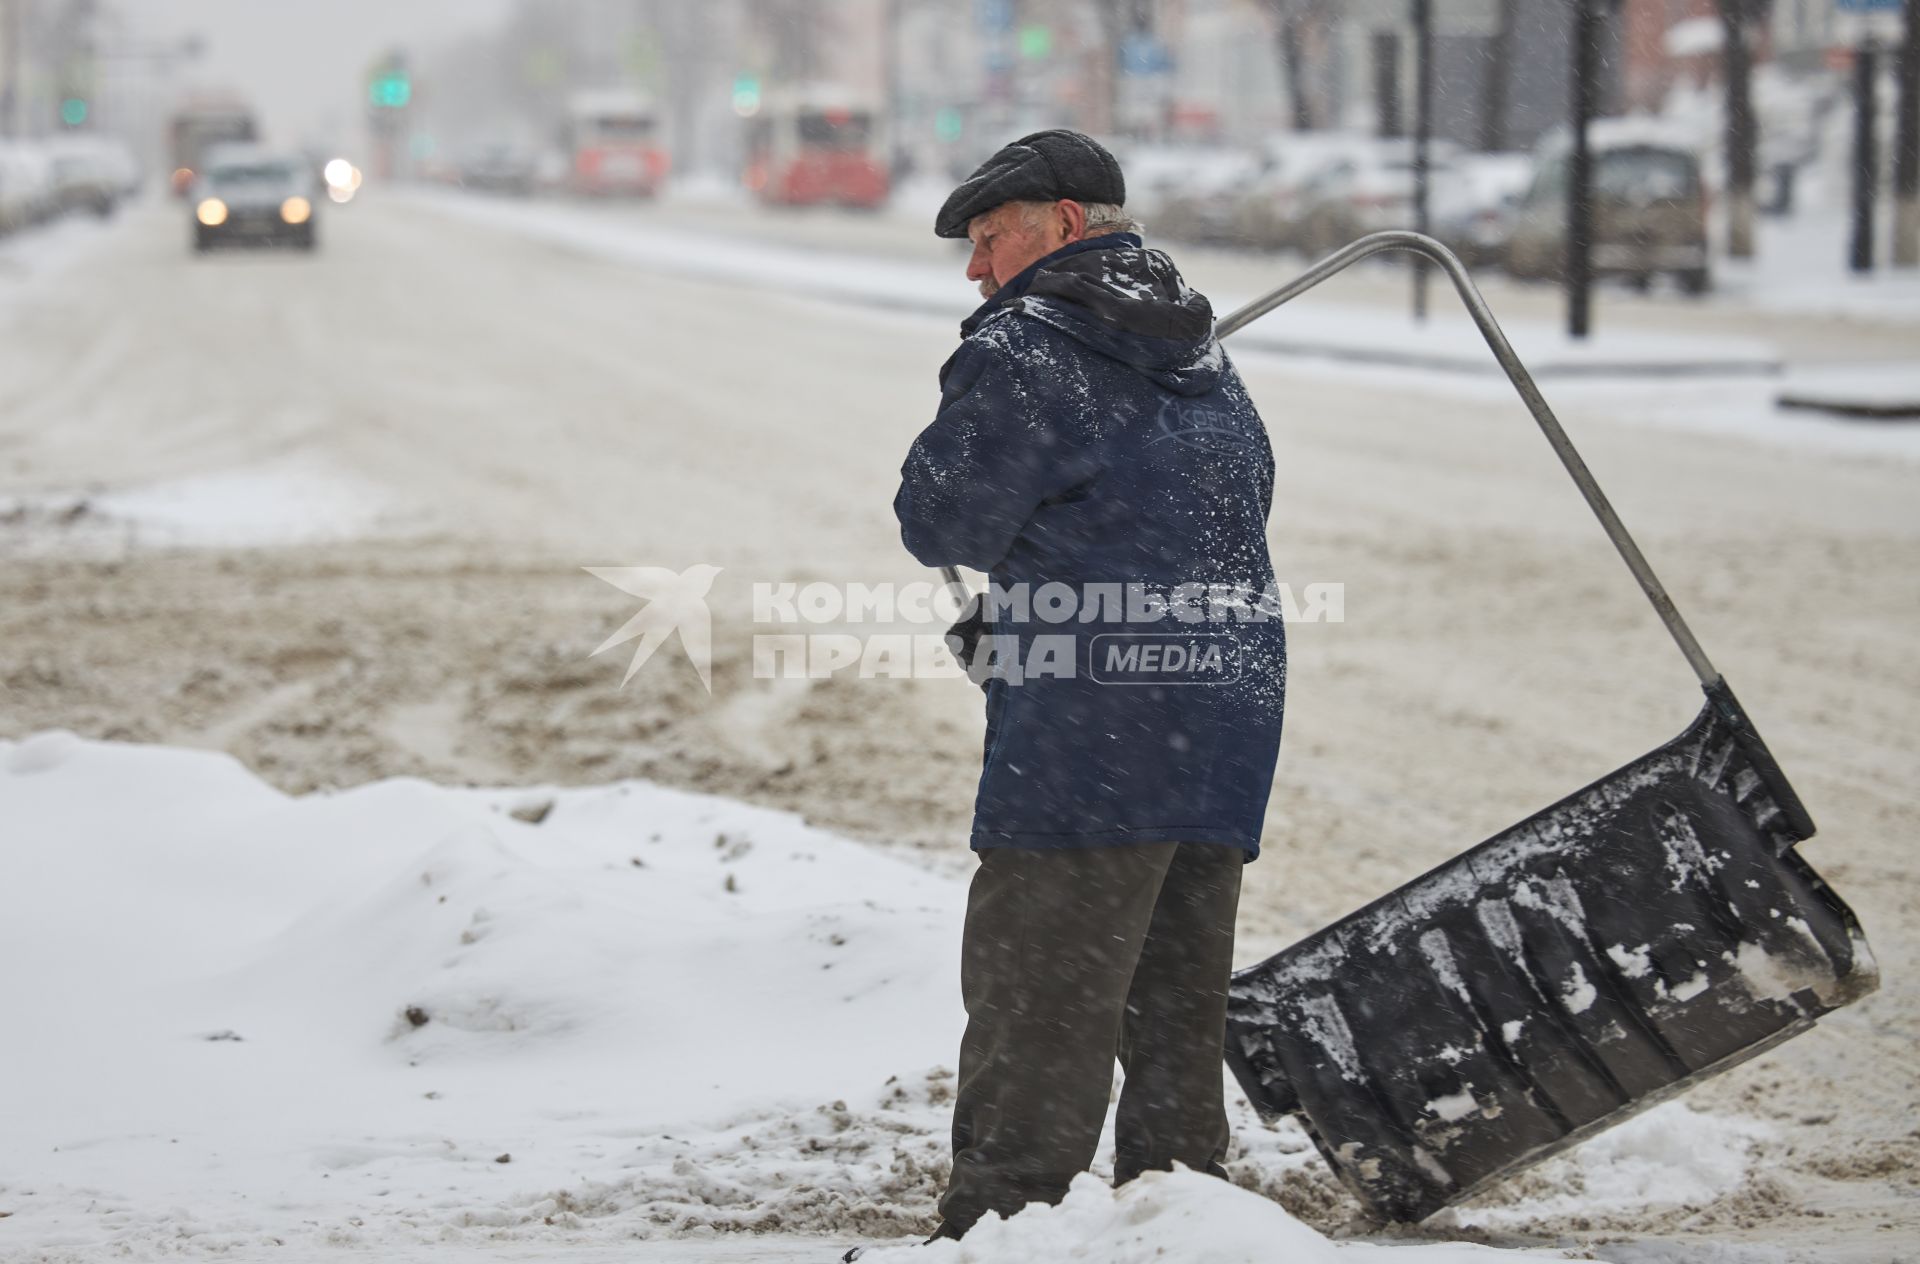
[1,193,1916,1261]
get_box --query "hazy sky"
[123,0,516,146]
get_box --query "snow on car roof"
[1535,115,1708,157]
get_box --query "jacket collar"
[958,231,1143,336]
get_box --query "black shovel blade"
[1225,681,1878,1224]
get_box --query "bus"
[564,89,668,197]
[169,95,258,197]
[742,88,888,210]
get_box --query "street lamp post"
[1851,36,1881,273]
[1412,0,1433,321]
[1567,0,1598,339]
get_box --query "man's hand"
[944,599,990,691]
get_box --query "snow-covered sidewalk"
[0,204,135,318]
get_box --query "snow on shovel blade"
[1225,681,1878,1224]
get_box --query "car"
[1290,136,1465,258]
[1226,132,1363,253]
[458,141,538,196]
[0,141,60,233]
[1130,147,1263,246]
[47,142,123,217]
[1504,119,1711,294]
[1429,151,1534,268]
[191,149,319,252]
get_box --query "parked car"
[1430,151,1534,267]
[1227,132,1362,252]
[47,144,120,216]
[1290,137,1465,258]
[0,141,59,233]
[191,148,319,252]
[1143,148,1263,246]
[1505,120,1711,294]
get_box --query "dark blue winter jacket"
[894,233,1285,858]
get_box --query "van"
[1505,121,1710,294]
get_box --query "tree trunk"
[1372,30,1402,139]
[1479,0,1517,151]
[1282,14,1314,129]
[1264,0,1315,130]
[1720,0,1758,260]
[1095,0,1125,137]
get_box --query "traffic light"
[60,97,88,126]
[731,72,761,117]
[369,68,411,109]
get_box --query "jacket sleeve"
[893,330,1092,571]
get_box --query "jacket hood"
[964,234,1223,397]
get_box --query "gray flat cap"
[935,129,1126,239]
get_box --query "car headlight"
[196,198,228,226]
[281,196,312,225]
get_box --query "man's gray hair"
[1081,202,1140,235]
[1012,198,1141,236]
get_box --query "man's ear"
[1057,199,1088,243]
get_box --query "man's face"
[965,200,1085,299]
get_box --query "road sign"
[1836,0,1903,44]
[1119,33,1173,76]
[975,0,1013,35]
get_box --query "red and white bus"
[565,90,668,197]
[742,88,888,210]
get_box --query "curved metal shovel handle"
[1217,231,1719,689]
[944,230,1721,691]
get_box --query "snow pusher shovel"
[1213,233,1879,1223]
[937,230,1877,1224]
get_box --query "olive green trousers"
[937,841,1244,1233]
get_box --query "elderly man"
[876,129,1288,1248]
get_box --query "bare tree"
[1258,0,1332,131]
[1716,0,1768,259]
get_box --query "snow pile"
[858,1168,1552,1263]
[1452,1101,1771,1230]
[0,732,1776,1259]
[0,731,964,1256]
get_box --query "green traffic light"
[369,75,411,109]
[731,72,760,116]
[60,98,88,126]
